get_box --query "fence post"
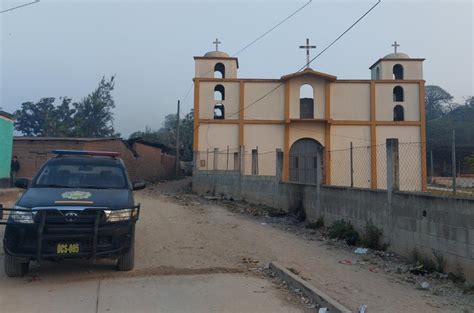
[316,149,322,212]
[193,151,199,175]
[239,145,245,176]
[452,129,456,195]
[276,149,283,182]
[386,138,400,204]
[226,145,229,170]
[429,150,434,184]
[206,148,209,171]
[350,142,354,188]
[213,148,218,171]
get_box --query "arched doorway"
[289,138,323,184]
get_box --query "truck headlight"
[104,208,138,222]
[10,206,35,224]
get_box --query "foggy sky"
[1,0,473,137]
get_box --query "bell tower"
[194,39,239,79]
[370,41,425,80]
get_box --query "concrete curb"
[269,262,352,313]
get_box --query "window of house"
[233,152,239,170]
[393,64,404,80]
[214,103,225,119]
[300,84,314,119]
[375,67,380,80]
[393,105,405,121]
[214,63,225,79]
[393,86,404,102]
[214,84,225,101]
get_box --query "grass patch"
[328,219,359,246]
[361,220,385,250]
[305,215,324,230]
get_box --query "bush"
[362,220,384,250]
[410,248,436,274]
[328,219,359,246]
[432,250,445,273]
[306,215,324,230]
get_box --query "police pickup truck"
[1,150,145,277]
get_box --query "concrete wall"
[193,171,474,282]
[12,138,176,182]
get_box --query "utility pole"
[350,142,354,188]
[175,100,180,177]
[452,129,456,195]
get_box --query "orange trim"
[333,80,424,84]
[199,119,284,125]
[194,78,281,83]
[325,82,331,184]
[281,68,337,81]
[244,120,284,124]
[419,81,427,191]
[290,118,327,123]
[376,121,421,126]
[239,81,245,146]
[193,80,200,151]
[283,82,290,181]
[370,81,377,189]
[330,120,371,125]
[200,119,239,124]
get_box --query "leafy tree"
[129,110,194,161]
[14,76,118,138]
[425,85,453,120]
[73,76,117,137]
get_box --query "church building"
[193,40,427,191]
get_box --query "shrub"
[362,220,384,250]
[432,250,445,273]
[306,215,324,230]
[328,219,359,246]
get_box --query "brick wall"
[12,138,176,182]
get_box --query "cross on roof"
[213,38,221,51]
[299,38,316,68]
[391,41,400,54]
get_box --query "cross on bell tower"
[213,38,221,51]
[299,38,316,68]
[391,41,400,53]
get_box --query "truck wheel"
[117,233,135,271]
[4,254,29,277]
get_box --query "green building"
[0,111,15,187]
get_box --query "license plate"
[56,243,80,254]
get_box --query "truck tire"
[117,232,135,271]
[4,254,29,277]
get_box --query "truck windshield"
[33,158,128,189]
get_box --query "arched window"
[393,105,405,121]
[214,103,225,119]
[214,63,225,79]
[393,86,404,102]
[299,84,314,119]
[375,67,380,80]
[214,84,225,101]
[393,64,404,80]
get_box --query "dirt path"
[139,179,471,313]
[0,180,472,312]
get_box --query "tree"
[14,97,75,136]
[14,76,118,137]
[73,76,117,137]
[425,85,453,120]
[129,110,194,161]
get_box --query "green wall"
[0,118,14,179]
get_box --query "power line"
[225,0,382,119]
[0,0,39,14]
[180,0,313,109]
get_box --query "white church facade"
[193,40,427,191]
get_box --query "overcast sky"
[1,0,472,137]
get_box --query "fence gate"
[289,138,323,184]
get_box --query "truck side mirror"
[132,180,146,191]
[15,178,29,189]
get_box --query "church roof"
[0,111,15,121]
[383,52,410,59]
[204,51,230,58]
[281,68,337,81]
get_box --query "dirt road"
[0,179,472,312]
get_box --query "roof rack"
[51,150,120,158]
